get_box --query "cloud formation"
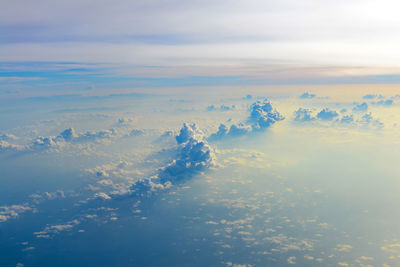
[293,108,315,122]
[0,126,134,154]
[0,204,33,223]
[362,94,384,100]
[353,102,368,112]
[373,99,393,106]
[316,108,339,121]
[293,107,383,129]
[299,92,316,99]
[209,99,284,140]
[249,99,285,130]
[207,104,236,112]
[130,123,216,196]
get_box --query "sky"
[3,0,400,98]
[2,1,400,267]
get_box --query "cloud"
[161,123,215,179]
[76,129,119,141]
[34,219,80,238]
[359,113,384,128]
[299,92,316,99]
[352,102,368,112]
[0,204,33,223]
[340,114,354,124]
[209,99,284,140]
[373,99,393,106]
[207,104,236,112]
[117,117,136,126]
[249,99,285,130]
[130,123,216,196]
[362,94,384,100]
[293,108,315,122]
[0,133,18,141]
[294,107,339,122]
[316,108,339,121]
[59,128,78,141]
[0,140,25,152]
[129,129,144,136]
[209,123,252,140]
[362,94,378,99]
[293,107,383,129]
[0,126,134,154]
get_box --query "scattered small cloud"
[316,108,339,121]
[299,92,316,99]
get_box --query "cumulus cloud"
[316,108,339,121]
[161,123,215,179]
[359,113,384,128]
[293,106,383,129]
[373,99,393,106]
[362,94,384,100]
[293,107,339,122]
[209,99,284,140]
[117,117,136,126]
[59,128,78,141]
[0,126,132,154]
[209,123,251,140]
[340,115,354,124]
[353,102,368,112]
[130,123,216,196]
[299,92,316,99]
[362,94,377,99]
[248,99,285,130]
[293,108,315,122]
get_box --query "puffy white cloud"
[353,102,368,112]
[59,128,78,141]
[131,123,216,196]
[162,123,216,179]
[359,113,384,128]
[293,106,384,129]
[209,99,284,140]
[340,114,354,124]
[293,108,315,122]
[176,123,204,144]
[363,94,377,99]
[316,108,339,121]
[249,99,285,130]
[209,123,252,140]
[373,99,393,106]
[299,92,316,99]
[0,126,132,154]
